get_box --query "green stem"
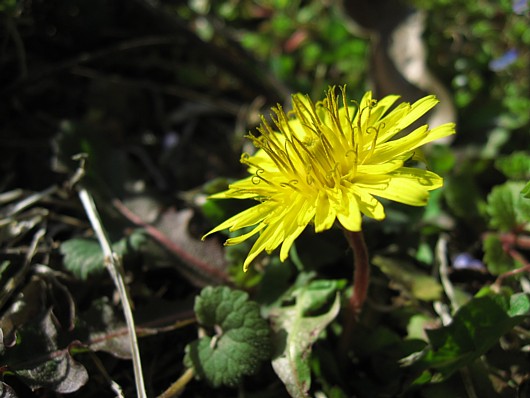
[157,368,195,398]
[340,229,370,351]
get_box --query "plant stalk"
[78,189,147,398]
[340,229,370,351]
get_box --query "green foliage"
[482,234,516,275]
[60,238,106,279]
[486,181,530,231]
[412,0,530,132]
[372,256,443,301]
[269,279,343,398]
[0,0,17,13]
[60,230,146,279]
[209,0,368,95]
[408,290,530,383]
[523,181,530,198]
[495,151,530,180]
[184,286,271,387]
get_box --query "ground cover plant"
[1,0,530,397]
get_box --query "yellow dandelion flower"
[204,86,455,270]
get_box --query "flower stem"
[157,368,195,398]
[345,230,370,316]
[340,229,370,350]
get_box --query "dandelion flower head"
[204,86,455,270]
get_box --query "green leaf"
[482,234,516,275]
[372,256,443,301]
[522,181,530,199]
[495,151,530,180]
[486,182,530,231]
[184,286,270,387]
[60,238,105,279]
[269,280,342,398]
[408,291,530,383]
[60,231,146,280]
[444,174,483,220]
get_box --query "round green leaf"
[184,286,270,387]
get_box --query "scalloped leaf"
[486,182,530,231]
[495,151,530,180]
[482,234,516,275]
[269,279,342,398]
[60,230,146,280]
[60,238,105,279]
[407,291,530,383]
[184,286,270,387]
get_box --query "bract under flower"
[204,86,455,270]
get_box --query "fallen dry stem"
[78,188,147,398]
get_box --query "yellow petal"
[314,190,336,232]
[368,125,429,164]
[358,168,443,206]
[336,188,362,231]
[225,223,266,245]
[202,201,273,239]
[393,95,439,131]
[279,200,314,261]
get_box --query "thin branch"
[494,247,530,288]
[78,188,147,398]
[0,227,46,310]
[436,234,460,311]
[2,185,58,218]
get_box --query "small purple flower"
[453,253,486,271]
[163,131,180,150]
[489,49,518,71]
[513,0,529,15]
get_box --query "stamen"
[251,168,271,185]
[279,180,300,191]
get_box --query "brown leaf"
[155,208,229,286]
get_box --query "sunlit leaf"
[407,291,530,383]
[269,280,342,398]
[522,181,530,199]
[372,256,442,301]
